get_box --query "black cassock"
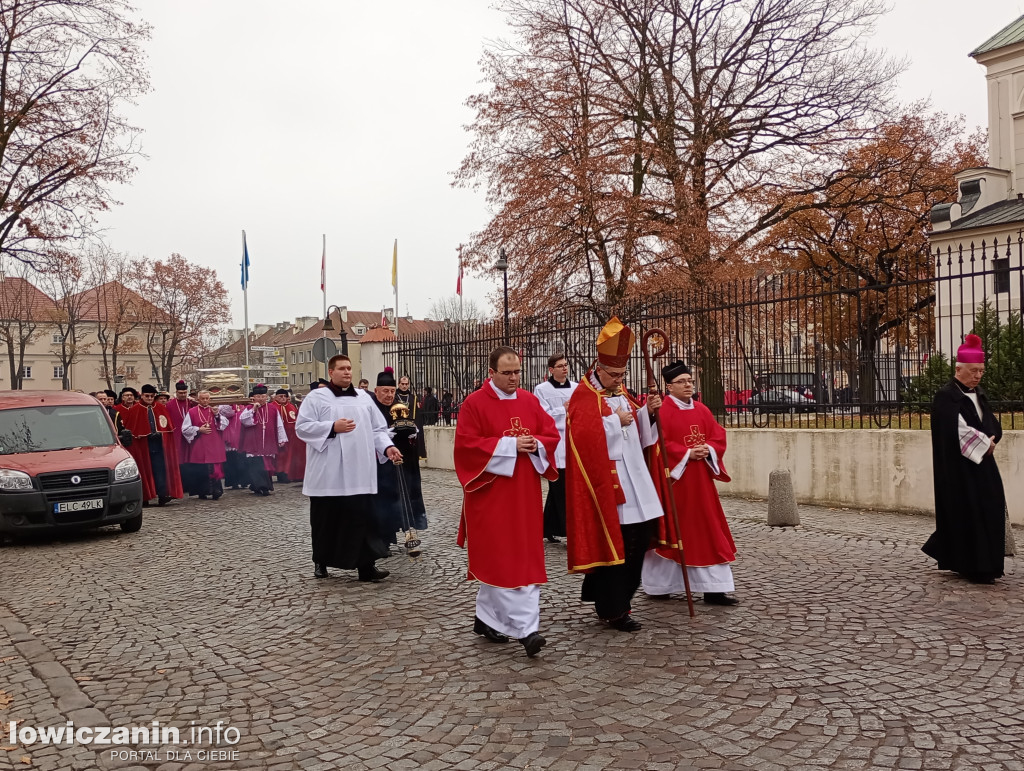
[922,379,1005,580]
[370,396,428,545]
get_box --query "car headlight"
[0,468,33,491]
[114,458,139,482]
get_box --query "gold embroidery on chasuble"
[684,425,706,448]
[503,417,533,438]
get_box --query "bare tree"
[86,250,141,389]
[136,253,230,389]
[38,251,94,389]
[0,260,49,387]
[427,295,487,324]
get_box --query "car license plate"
[53,499,103,513]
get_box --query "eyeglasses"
[669,378,694,386]
[495,369,522,377]
[600,369,627,380]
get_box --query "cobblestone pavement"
[1,468,1022,771]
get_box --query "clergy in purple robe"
[240,384,287,496]
[182,390,229,500]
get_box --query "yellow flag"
[391,239,398,289]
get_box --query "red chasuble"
[454,382,560,588]
[116,402,184,500]
[650,398,736,567]
[275,401,306,480]
[167,397,192,463]
[564,373,641,573]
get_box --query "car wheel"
[120,513,143,533]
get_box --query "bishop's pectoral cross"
[684,425,706,449]
[503,417,533,437]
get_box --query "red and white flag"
[456,259,463,296]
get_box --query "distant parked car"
[747,389,817,415]
[0,391,143,541]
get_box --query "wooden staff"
[641,328,695,618]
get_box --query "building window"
[126,365,136,377]
[291,352,296,365]
[307,351,312,363]
[51,333,63,344]
[20,366,32,379]
[53,365,65,379]
[993,258,1010,294]
[791,335,801,355]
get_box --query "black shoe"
[545,534,560,543]
[648,593,672,601]
[157,496,172,506]
[703,592,740,605]
[313,564,329,579]
[277,473,289,484]
[520,632,546,657]
[607,614,642,632]
[473,616,509,644]
[357,566,390,582]
[198,494,208,500]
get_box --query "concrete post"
[767,469,800,527]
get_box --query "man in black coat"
[922,334,1006,583]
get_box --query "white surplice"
[533,378,577,469]
[593,377,663,524]
[295,387,394,497]
[181,411,229,442]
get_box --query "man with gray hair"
[181,390,229,500]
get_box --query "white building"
[930,14,1024,358]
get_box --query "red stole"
[651,398,736,567]
[454,383,559,588]
[564,373,640,573]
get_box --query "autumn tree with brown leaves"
[766,111,987,403]
[0,0,149,269]
[136,254,230,389]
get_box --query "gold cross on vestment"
[503,417,533,437]
[684,425,706,448]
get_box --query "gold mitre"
[596,316,635,367]
[390,402,410,420]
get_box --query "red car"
[0,390,144,540]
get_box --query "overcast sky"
[100,0,1024,330]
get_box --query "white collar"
[489,380,517,400]
[669,394,695,410]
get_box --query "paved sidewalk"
[1,468,1021,771]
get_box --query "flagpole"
[393,239,399,339]
[242,230,250,374]
[322,234,327,380]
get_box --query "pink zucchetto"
[957,334,985,364]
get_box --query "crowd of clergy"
[90,319,1007,662]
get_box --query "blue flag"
[241,231,250,289]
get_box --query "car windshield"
[0,404,116,454]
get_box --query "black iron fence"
[384,239,1024,429]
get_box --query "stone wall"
[422,426,1024,524]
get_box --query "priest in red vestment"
[118,384,184,506]
[565,317,664,632]
[272,388,305,483]
[167,380,194,491]
[455,346,560,658]
[641,360,739,605]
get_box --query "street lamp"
[494,248,510,345]
[321,305,349,356]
